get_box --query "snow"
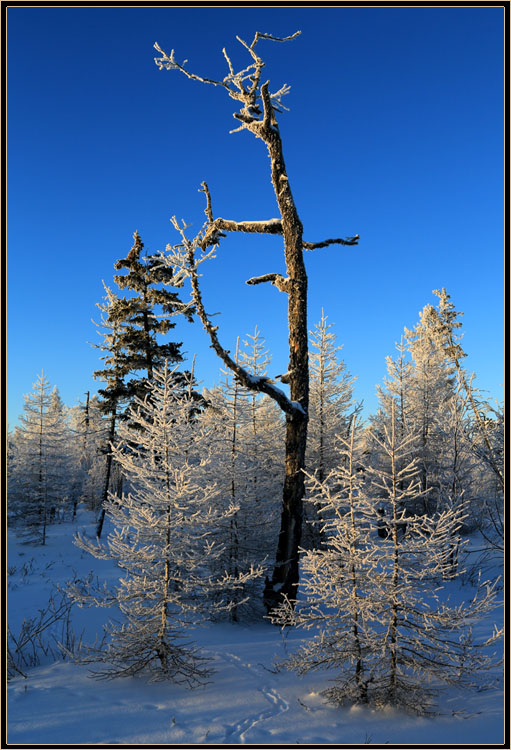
[237,219,282,227]
[7,511,505,746]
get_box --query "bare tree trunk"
[262,112,309,609]
[156,32,358,613]
[96,408,116,539]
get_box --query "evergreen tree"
[112,230,192,405]
[68,362,259,684]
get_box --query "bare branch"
[260,80,274,132]
[250,31,302,49]
[303,235,360,251]
[200,216,283,251]
[154,31,299,125]
[199,181,214,223]
[167,215,302,418]
[246,273,291,293]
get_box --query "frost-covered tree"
[304,311,359,548]
[307,310,359,484]
[45,385,72,520]
[372,336,412,445]
[372,289,501,526]
[272,406,502,714]
[68,393,114,515]
[371,294,475,517]
[8,373,70,544]
[201,329,283,619]
[271,417,383,705]
[403,302,457,513]
[429,288,504,493]
[91,284,131,538]
[155,32,359,611]
[68,362,260,684]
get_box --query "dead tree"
[155,31,359,612]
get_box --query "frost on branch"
[271,410,503,714]
[154,32,300,135]
[163,208,304,419]
[154,30,358,612]
[68,362,261,684]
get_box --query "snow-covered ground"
[6,511,505,746]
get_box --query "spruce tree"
[112,230,192,405]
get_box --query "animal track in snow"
[220,651,289,743]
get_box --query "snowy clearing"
[6,511,504,746]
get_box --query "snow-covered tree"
[430,287,504,494]
[272,405,502,714]
[67,393,113,515]
[68,362,260,684]
[372,336,412,445]
[304,311,359,548]
[201,329,283,619]
[403,302,458,513]
[91,284,131,538]
[8,373,70,544]
[307,310,359,483]
[271,417,383,704]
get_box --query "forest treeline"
[7,260,503,710]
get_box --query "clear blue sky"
[6,4,505,428]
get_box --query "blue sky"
[6,4,505,428]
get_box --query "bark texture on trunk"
[156,33,358,613]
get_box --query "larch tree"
[201,328,284,619]
[68,362,259,684]
[428,288,504,549]
[272,405,503,715]
[372,336,413,446]
[404,302,457,514]
[270,416,383,706]
[91,284,131,538]
[68,393,112,515]
[304,311,359,548]
[8,373,70,544]
[154,31,359,611]
[429,287,504,493]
